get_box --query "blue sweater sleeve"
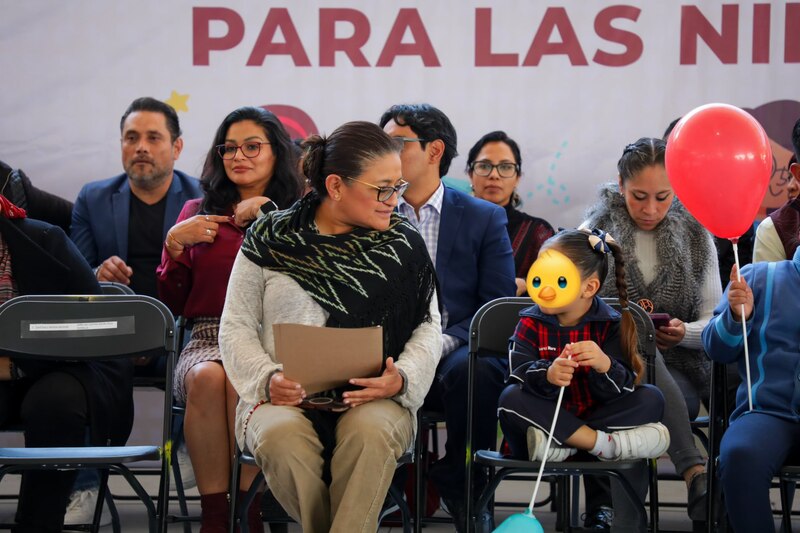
[702,271,753,364]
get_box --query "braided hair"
[542,228,643,382]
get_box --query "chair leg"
[570,475,580,528]
[105,489,122,533]
[229,459,242,533]
[171,446,194,533]
[413,424,424,533]
[648,458,659,533]
[92,470,111,533]
[780,479,794,533]
[238,475,265,533]
[108,464,159,533]
[386,481,412,533]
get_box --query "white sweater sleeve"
[680,232,723,350]
[219,252,281,406]
[392,292,442,412]
[753,217,786,262]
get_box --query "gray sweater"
[219,250,442,447]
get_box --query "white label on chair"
[21,316,135,338]
[28,320,118,331]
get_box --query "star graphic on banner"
[165,90,189,112]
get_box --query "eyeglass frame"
[469,160,520,178]
[392,136,428,148]
[215,141,270,160]
[341,176,409,203]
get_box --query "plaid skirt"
[174,317,221,404]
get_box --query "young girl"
[702,256,800,533]
[498,228,669,463]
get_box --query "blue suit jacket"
[70,170,202,267]
[437,186,516,342]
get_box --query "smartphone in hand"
[650,313,671,329]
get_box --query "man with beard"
[65,97,201,525]
[71,97,201,298]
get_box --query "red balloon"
[665,103,772,239]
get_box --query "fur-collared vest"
[584,183,712,393]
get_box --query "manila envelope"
[272,323,383,395]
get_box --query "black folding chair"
[229,433,414,532]
[464,297,660,532]
[0,294,177,533]
[99,281,136,295]
[706,358,800,533]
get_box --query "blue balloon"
[493,509,545,532]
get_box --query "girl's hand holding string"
[547,344,579,387]
[569,340,612,373]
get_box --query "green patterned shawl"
[241,192,437,361]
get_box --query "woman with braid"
[498,228,668,464]
[581,137,722,526]
[219,121,441,533]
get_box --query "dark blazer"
[436,186,516,342]
[0,216,134,445]
[70,170,202,267]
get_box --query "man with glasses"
[380,104,515,533]
[66,96,200,525]
[754,117,800,262]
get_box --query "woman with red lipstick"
[582,137,722,526]
[157,106,303,533]
[466,131,554,296]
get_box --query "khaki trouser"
[245,399,413,533]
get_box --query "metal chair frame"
[0,294,176,533]
[463,297,660,532]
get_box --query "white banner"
[1,1,798,227]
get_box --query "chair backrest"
[468,296,656,372]
[0,294,176,361]
[468,297,531,356]
[99,281,136,295]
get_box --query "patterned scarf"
[241,192,437,361]
[0,232,18,306]
[585,183,712,393]
[0,194,24,305]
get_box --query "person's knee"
[719,438,771,483]
[497,384,522,418]
[637,384,666,419]
[337,403,410,454]
[20,372,87,426]
[437,346,469,385]
[184,362,226,402]
[250,414,317,463]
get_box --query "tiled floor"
[0,469,796,532]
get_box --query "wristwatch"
[259,200,279,216]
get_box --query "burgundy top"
[768,196,800,260]
[156,199,244,318]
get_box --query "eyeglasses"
[392,137,427,147]
[342,176,409,202]
[470,161,520,178]
[216,142,270,160]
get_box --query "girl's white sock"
[589,430,617,459]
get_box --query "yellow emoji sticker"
[526,249,582,309]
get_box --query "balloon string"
[527,353,569,513]
[732,241,753,411]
